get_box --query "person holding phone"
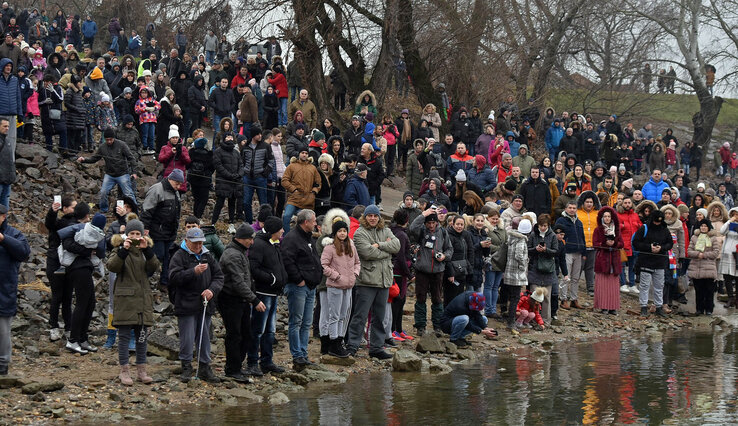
[106,219,159,385]
[632,210,673,317]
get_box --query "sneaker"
[620,285,630,294]
[244,364,264,377]
[65,341,89,355]
[80,341,98,352]
[0,364,7,375]
[640,307,650,317]
[228,223,236,234]
[384,338,397,348]
[49,328,62,342]
[260,363,285,374]
[369,350,393,360]
[225,371,251,383]
[399,331,414,340]
[629,286,639,294]
[391,332,405,341]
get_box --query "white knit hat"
[518,219,532,234]
[168,124,180,140]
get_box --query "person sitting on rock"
[439,291,497,347]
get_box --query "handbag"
[451,259,468,276]
[315,197,331,209]
[620,249,628,263]
[49,109,61,120]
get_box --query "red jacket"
[720,146,732,163]
[617,207,642,256]
[593,207,624,275]
[267,73,288,99]
[516,295,544,326]
[349,217,360,238]
[158,142,192,191]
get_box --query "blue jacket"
[343,175,371,211]
[82,19,97,38]
[0,220,31,316]
[641,178,670,203]
[554,213,586,254]
[467,165,496,192]
[545,123,564,152]
[0,58,23,116]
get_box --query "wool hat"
[73,202,90,220]
[696,208,708,218]
[365,112,374,122]
[312,129,325,142]
[331,220,349,237]
[697,218,713,231]
[185,227,206,242]
[91,213,106,230]
[123,87,133,94]
[425,213,438,223]
[82,86,91,95]
[100,93,110,103]
[697,182,706,190]
[619,163,626,171]
[193,138,207,149]
[355,163,368,173]
[89,67,103,80]
[468,292,486,311]
[235,224,255,239]
[677,204,690,214]
[475,155,486,169]
[669,141,676,149]
[142,69,152,77]
[257,205,274,223]
[455,169,467,182]
[403,191,415,201]
[518,219,532,234]
[250,126,262,139]
[126,219,145,235]
[566,182,577,191]
[531,287,547,303]
[401,108,409,115]
[504,180,517,191]
[103,128,115,139]
[662,188,672,195]
[264,216,283,235]
[167,169,185,183]
[622,178,634,189]
[122,114,134,124]
[609,166,617,173]
[724,142,731,149]
[295,123,306,131]
[512,194,524,202]
[364,204,380,217]
[168,124,180,139]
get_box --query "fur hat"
[318,153,334,170]
[531,287,547,303]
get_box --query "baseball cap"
[185,227,206,242]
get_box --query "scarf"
[603,223,615,236]
[694,232,711,252]
[401,118,411,144]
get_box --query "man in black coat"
[168,227,224,383]
[439,291,496,347]
[631,210,673,317]
[518,167,552,216]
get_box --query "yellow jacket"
[577,208,598,248]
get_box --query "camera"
[130,238,140,247]
[435,252,444,260]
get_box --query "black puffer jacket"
[286,134,309,160]
[281,226,323,289]
[64,86,86,130]
[241,140,273,179]
[44,210,77,263]
[219,240,258,304]
[518,175,552,216]
[249,231,288,296]
[188,146,214,188]
[168,243,224,316]
[187,76,207,115]
[632,212,674,270]
[445,226,473,280]
[140,179,181,241]
[343,125,364,156]
[212,138,242,198]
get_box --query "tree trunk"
[367,0,397,106]
[396,0,440,107]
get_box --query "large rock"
[146,329,180,360]
[15,143,49,160]
[302,368,347,383]
[268,392,290,405]
[428,358,453,374]
[225,388,263,403]
[281,372,309,386]
[414,334,445,353]
[21,381,64,394]
[320,355,356,366]
[392,349,422,372]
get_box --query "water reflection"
[152,329,738,425]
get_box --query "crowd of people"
[0,4,737,387]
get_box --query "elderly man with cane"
[169,227,224,383]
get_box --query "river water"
[154,329,738,425]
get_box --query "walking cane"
[194,296,208,380]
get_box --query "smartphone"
[54,195,61,205]
[117,200,124,209]
[199,259,208,265]
[130,238,140,247]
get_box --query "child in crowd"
[82,87,96,151]
[96,93,118,146]
[55,213,107,276]
[515,287,547,330]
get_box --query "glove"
[146,106,155,112]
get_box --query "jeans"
[45,127,68,153]
[283,203,301,232]
[110,35,119,55]
[217,295,251,374]
[639,269,665,307]
[152,240,174,287]
[0,184,10,208]
[562,253,584,300]
[483,270,504,315]
[243,175,268,223]
[178,313,212,363]
[99,174,136,212]
[620,255,636,287]
[285,283,315,360]
[85,125,95,150]
[289,86,302,103]
[248,294,277,366]
[633,159,642,175]
[583,249,595,292]
[278,98,288,126]
[141,122,155,150]
[549,148,557,162]
[117,325,147,365]
[0,316,11,367]
[346,286,389,353]
[267,178,286,217]
[205,50,215,64]
[320,287,352,339]
[450,315,487,340]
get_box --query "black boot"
[655,307,666,317]
[718,281,726,295]
[180,360,193,383]
[197,362,221,383]
[320,335,330,355]
[640,306,649,317]
[328,338,349,358]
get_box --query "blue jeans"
[99,174,136,212]
[110,35,119,55]
[278,98,288,126]
[450,315,487,340]
[549,148,557,162]
[152,240,174,287]
[620,255,636,287]
[283,203,301,232]
[205,50,215,64]
[0,184,10,208]
[141,122,155,150]
[247,294,277,366]
[483,270,504,315]
[284,283,315,360]
[243,175,268,223]
[633,159,642,175]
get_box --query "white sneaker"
[378,204,384,211]
[228,223,236,234]
[620,285,630,294]
[629,286,639,294]
[80,341,98,352]
[49,328,62,342]
[65,341,89,355]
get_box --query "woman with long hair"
[593,206,624,314]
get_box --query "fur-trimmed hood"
[290,156,314,164]
[692,228,718,238]
[565,170,592,183]
[707,201,729,223]
[660,204,681,226]
[635,200,658,217]
[322,208,350,237]
[597,206,620,236]
[577,190,602,210]
[359,214,386,229]
[355,90,377,107]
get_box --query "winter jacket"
[527,225,558,275]
[238,92,259,124]
[209,86,236,116]
[516,294,544,326]
[168,242,224,316]
[545,123,564,152]
[592,207,624,275]
[320,239,361,289]
[286,134,309,160]
[467,165,496,194]
[219,240,258,304]
[719,220,738,276]
[0,59,22,116]
[107,236,159,326]
[249,231,288,296]
[140,179,181,241]
[281,226,323,289]
[504,230,529,286]
[0,220,30,316]
[617,205,642,256]
[440,291,488,334]
[512,151,536,178]
[641,177,670,203]
[241,140,273,178]
[354,217,400,288]
[134,95,160,124]
[409,213,453,273]
[343,174,371,212]
[212,139,243,198]
[59,223,106,273]
[187,146,214,188]
[282,156,321,209]
[519,175,552,216]
[288,98,317,129]
[555,212,586,254]
[81,19,97,38]
[687,229,720,279]
[632,217,674,271]
[81,138,138,177]
[267,72,288,99]
[662,204,686,258]
[158,142,192,191]
[63,85,86,129]
[188,76,207,115]
[446,226,473,280]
